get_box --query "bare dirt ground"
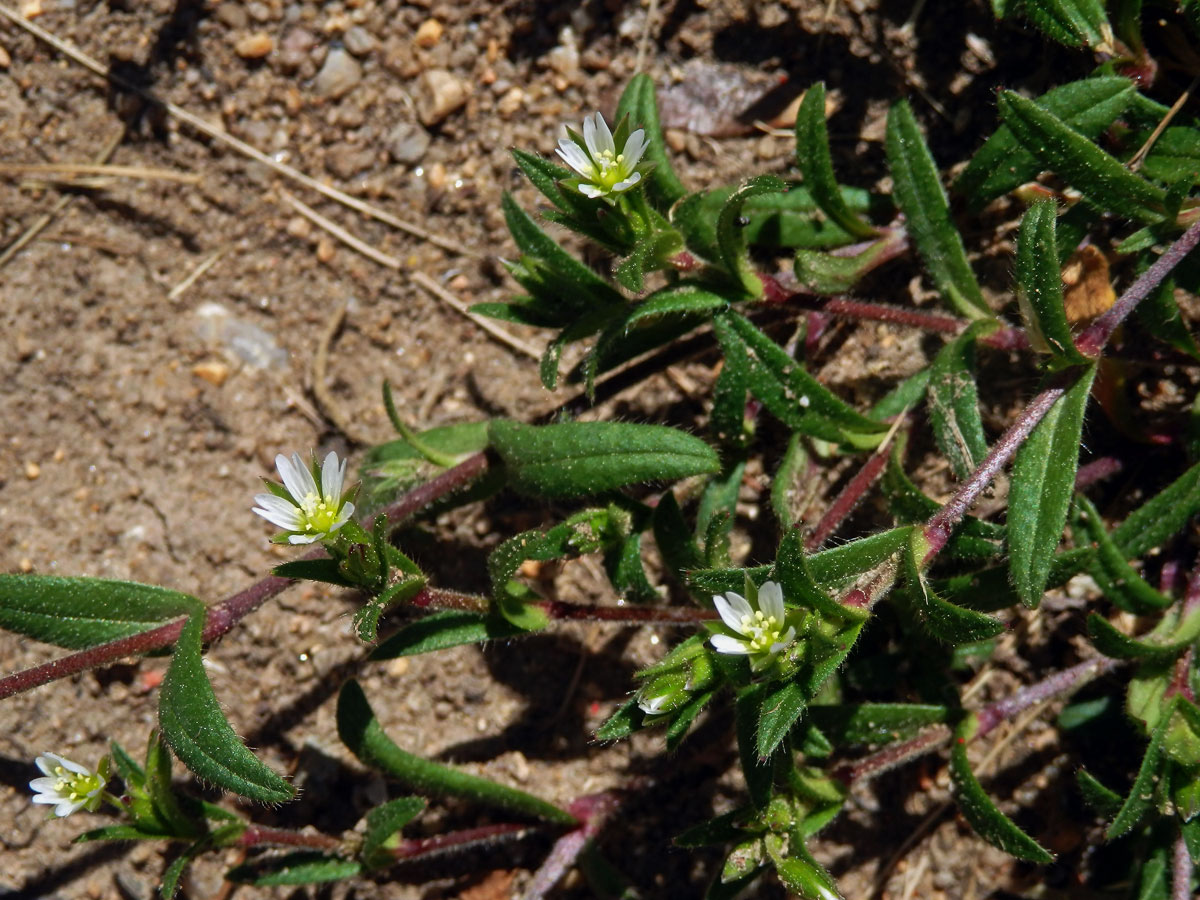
[0,1,1116,897]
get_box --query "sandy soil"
[0,0,1130,897]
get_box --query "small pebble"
[426,161,446,191]
[497,86,524,117]
[414,18,443,48]
[313,47,362,100]
[215,3,247,29]
[235,32,274,59]
[385,121,431,164]
[0,46,9,69]
[316,238,335,263]
[25,461,40,480]
[19,558,33,573]
[342,25,375,56]
[415,68,467,125]
[192,360,231,386]
[278,27,315,72]
[286,215,312,239]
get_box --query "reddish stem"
[0,453,490,701]
[539,600,717,625]
[833,726,951,785]
[521,789,625,900]
[1076,219,1200,357]
[237,825,342,850]
[1074,456,1123,491]
[975,656,1119,738]
[806,426,901,551]
[392,823,529,860]
[923,381,1068,563]
[1174,828,1194,900]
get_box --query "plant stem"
[807,422,903,551]
[1174,828,1194,900]
[539,600,717,624]
[0,453,491,701]
[237,825,342,850]
[392,823,529,860]
[521,789,625,900]
[923,380,1069,563]
[840,656,1120,785]
[1076,218,1200,357]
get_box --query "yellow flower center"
[298,492,340,534]
[740,610,785,652]
[593,149,629,189]
[51,765,101,803]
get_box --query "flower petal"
[276,453,316,503]
[611,171,642,192]
[252,494,303,530]
[713,594,746,632]
[320,451,344,502]
[577,183,606,199]
[723,591,754,621]
[758,581,785,621]
[556,140,594,178]
[621,128,647,167]
[710,633,750,655]
[638,694,668,714]
[590,111,616,156]
[287,533,321,545]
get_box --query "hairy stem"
[807,423,903,551]
[392,823,529,861]
[1076,219,1200,357]
[1174,828,1194,900]
[923,380,1068,562]
[0,453,490,701]
[237,825,342,850]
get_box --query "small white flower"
[710,581,797,672]
[253,451,355,544]
[556,111,648,200]
[29,752,106,818]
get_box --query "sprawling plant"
[6,1,1200,896]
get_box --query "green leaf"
[956,77,1134,207]
[227,852,363,886]
[886,100,990,320]
[715,311,887,442]
[1142,127,1200,185]
[774,528,866,622]
[696,460,746,540]
[1136,275,1200,360]
[337,680,577,825]
[716,175,788,295]
[757,680,808,759]
[158,616,294,804]
[511,147,574,209]
[666,689,718,752]
[902,534,1005,643]
[807,703,949,746]
[1111,461,1200,559]
[736,684,774,809]
[926,324,991,481]
[950,718,1053,862]
[502,193,625,299]
[998,91,1167,225]
[793,239,896,295]
[794,82,875,240]
[489,420,720,498]
[362,796,427,863]
[807,526,913,587]
[769,838,844,900]
[1076,768,1123,818]
[652,492,705,584]
[1108,699,1173,838]
[1086,612,1185,662]
[596,697,643,742]
[1075,495,1174,614]
[870,367,932,421]
[616,73,687,207]
[770,433,809,529]
[0,575,200,650]
[370,611,532,660]
[675,809,749,848]
[1008,365,1096,607]
[1023,0,1113,48]
[1015,201,1089,363]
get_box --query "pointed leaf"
[0,575,200,649]
[1076,768,1123,818]
[774,528,866,622]
[616,73,687,207]
[717,176,787,295]
[1075,495,1173,614]
[998,91,1167,225]
[227,852,363,886]
[1086,612,1184,662]
[757,680,808,759]
[1023,0,1112,48]
[886,100,991,320]
[158,616,294,804]
[950,718,1053,862]
[362,796,427,862]
[793,240,896,295]
[770,433,809,528]
[1111,459,1200,559]
[337,680,576,825]
[807,703,949,746]
[1008,365,1096,607]
[956,77,1135,207]
[596,697,643,742]
[926,324,991,481]
[1015,200,1089,363]
[1108,699,1173,838]
[370,611,532,659]
[489,420,719,498]
[794,82,875,239]
[736,684,774,809]
[903,535,1005,643]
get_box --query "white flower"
[710,581,797,672]
[29,752,106,818]
[556,111,648,200]
[253,451,355,544]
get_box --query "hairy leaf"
[370,611,533,659]
[1015,200,1088,363]
[794,82,876,239]
[616,73,687,207]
